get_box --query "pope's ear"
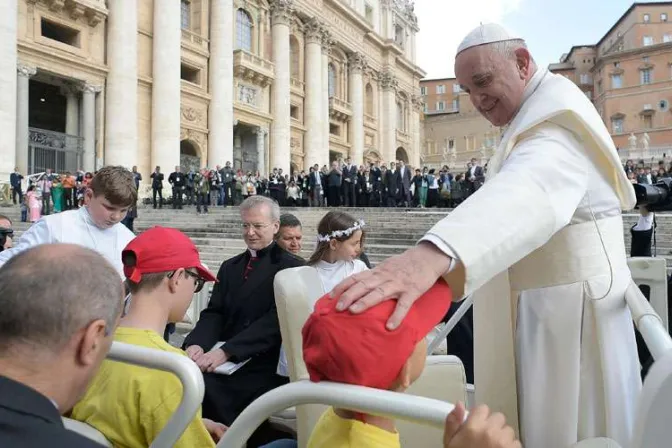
[513,47,532,76]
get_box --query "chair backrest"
[62,417,112,447]
[631,349,672,447]
[274,266,328,446]
[628,257,668,331]
[274,267,468,448]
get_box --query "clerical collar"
[248,242,274,258]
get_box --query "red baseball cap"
[302,279,452,390]
[122,226,217,283]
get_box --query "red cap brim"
[194,263,217,283]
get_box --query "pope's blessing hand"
[331,242,452,329]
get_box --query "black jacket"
[0,375,105,447]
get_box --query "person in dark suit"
[341,157,358,207]
[308,164,325,207]
[326,161,342,207]
[10,167,23,205]
[465,157,485,195]
[385,163,400,207]
[397,161,412,207]
[0,244,124,447]
[184,196,304,446]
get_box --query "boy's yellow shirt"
[308,407,400,448]
[71,327,215,448]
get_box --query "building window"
[643,115,653,129]
[436,101,445,111]
[664,34,672,43]
[448,138,455,149]
[452,84,461,93]
[365,83,374,116]
[423,103,427,113]
[290,105,299,119]
[663,13,668,22]
[452,98,459,111]
[180,63,201,85]
[329,123,341,136]
[236,9,253,52]
[328,64,336,97]
[580,73,592,84]
[364,3,374,24]
[290,36,300,79]
[436,85,445,94]
[660,99,669,112]
[394,25,404,48]
[643,35,654,46]
[420,86,427,95]
[611,74,623,88]
[597,79,603,94]
[397,102,404,130]
[41,18,81,48]
[641,69,652,85]
[181,0,190,29]
[612,118,624,134]
[644,13,650,23]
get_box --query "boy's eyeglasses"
[168,270,205,293]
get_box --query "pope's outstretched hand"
[331,242,452,329]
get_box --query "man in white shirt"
[333,23,640,448]
[0,166,137,278]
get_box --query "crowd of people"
[625,158,672,185]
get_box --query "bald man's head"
[0,244,123,356]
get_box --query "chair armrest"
[571,438,622,448]
[62,418,113,447]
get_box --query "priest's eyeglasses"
[168,269,205,293]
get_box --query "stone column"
[321,34,332,163]
[411,95,422,167]
[304,19,324,168]
[380,69,397,163]
[63,85,80,171]
[255,126,267,176]
[348,52,367,165]
[1,0,17,180]
[209,0,234,167]
[151,0,181,185]
[270,0,294,175]
[81,84,101,172]
[16,65,36,176]
[105,0,137,168]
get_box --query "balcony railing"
[329,96,352,122]
[181,29,209,51]
[290,77,305,93]
[28,127,83,174]
[233,49,275,87]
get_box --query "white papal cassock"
[422,68,640,447]
[0,207,135,278]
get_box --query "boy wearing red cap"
[302,280,454,447]
[70,226,226,447]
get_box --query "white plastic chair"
[627,257,669,332]
[273,266,467,448]
[64,341,205,448]
[217,380,456,448]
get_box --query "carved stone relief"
[181,106,204,124]
[238,84,258,107]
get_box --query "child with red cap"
[302,279,454,447]
[70,226,227,447]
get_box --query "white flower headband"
[316,219,366,243]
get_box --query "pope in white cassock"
[332,24,641,447]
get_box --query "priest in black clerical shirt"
[183,196,304,434]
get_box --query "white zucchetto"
[457,23,522,55]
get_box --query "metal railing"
[28,128,83,175]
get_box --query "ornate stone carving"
[379,69,398,90]
[305,18,325,45]
[181,106,204,123]
[290,137,301,149]
[321,31,334,55]
[86,9,105,27]
[238,85,258,106]
[17,64,37,78]
[254,126,269,136]
[81,84,102,94]
[66,0,86,20]
[270,0,294,26]
[348,52,368,74]
[411,94,424,112]
[46,0,65,12]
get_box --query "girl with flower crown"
[308,210,369,296]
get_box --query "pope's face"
[455,45,531,127]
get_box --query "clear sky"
[415,0,669,80]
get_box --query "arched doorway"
[364,150,381,165]
[180,139,201,172]
[396,147,409,164]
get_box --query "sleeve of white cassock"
[420,123,592,297]
[0,219,52,267]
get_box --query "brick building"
[551,2,672,162]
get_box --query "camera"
[633,178,672,211]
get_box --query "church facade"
[1,0,424,186]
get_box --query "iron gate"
[28,127,83,174]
